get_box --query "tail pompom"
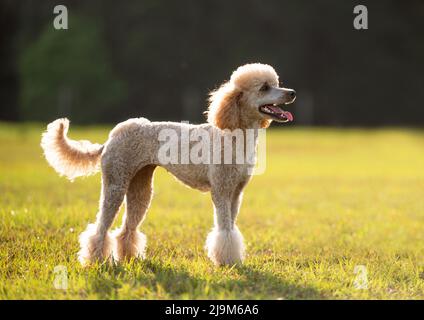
[41,118,103,180]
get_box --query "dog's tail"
[41,118,104,181]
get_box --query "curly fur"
[41,63,294,266]
[78,223,114,266]
[206,226,245,266]
[41,118,103,181]
[112,227,147,261]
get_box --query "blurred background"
[0,0,423,126]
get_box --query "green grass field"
[0,122,423,299]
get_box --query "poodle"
[40,63,296,266]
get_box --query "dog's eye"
[260,83,270,92]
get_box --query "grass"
[0,122,423,299]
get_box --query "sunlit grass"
[0,122,423,299]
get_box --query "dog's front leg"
[205,190,245,266]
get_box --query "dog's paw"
[78,223,114,266]
[112,228,147,262]
[205,226,245,266]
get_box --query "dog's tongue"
[283,111,294,121]
[268,106,294,121]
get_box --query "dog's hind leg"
[112,165,156,262]
[206,189,245,266]
[78,174,128,266]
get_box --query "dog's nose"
[289,90,296,99]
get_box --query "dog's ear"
[206,82,242,130]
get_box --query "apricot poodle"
[41,63,296,266]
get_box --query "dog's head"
[207,63,296,130]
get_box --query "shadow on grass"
[233,264,324,299]
[84,259,327,299]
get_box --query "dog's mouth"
[258,104,294,122]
